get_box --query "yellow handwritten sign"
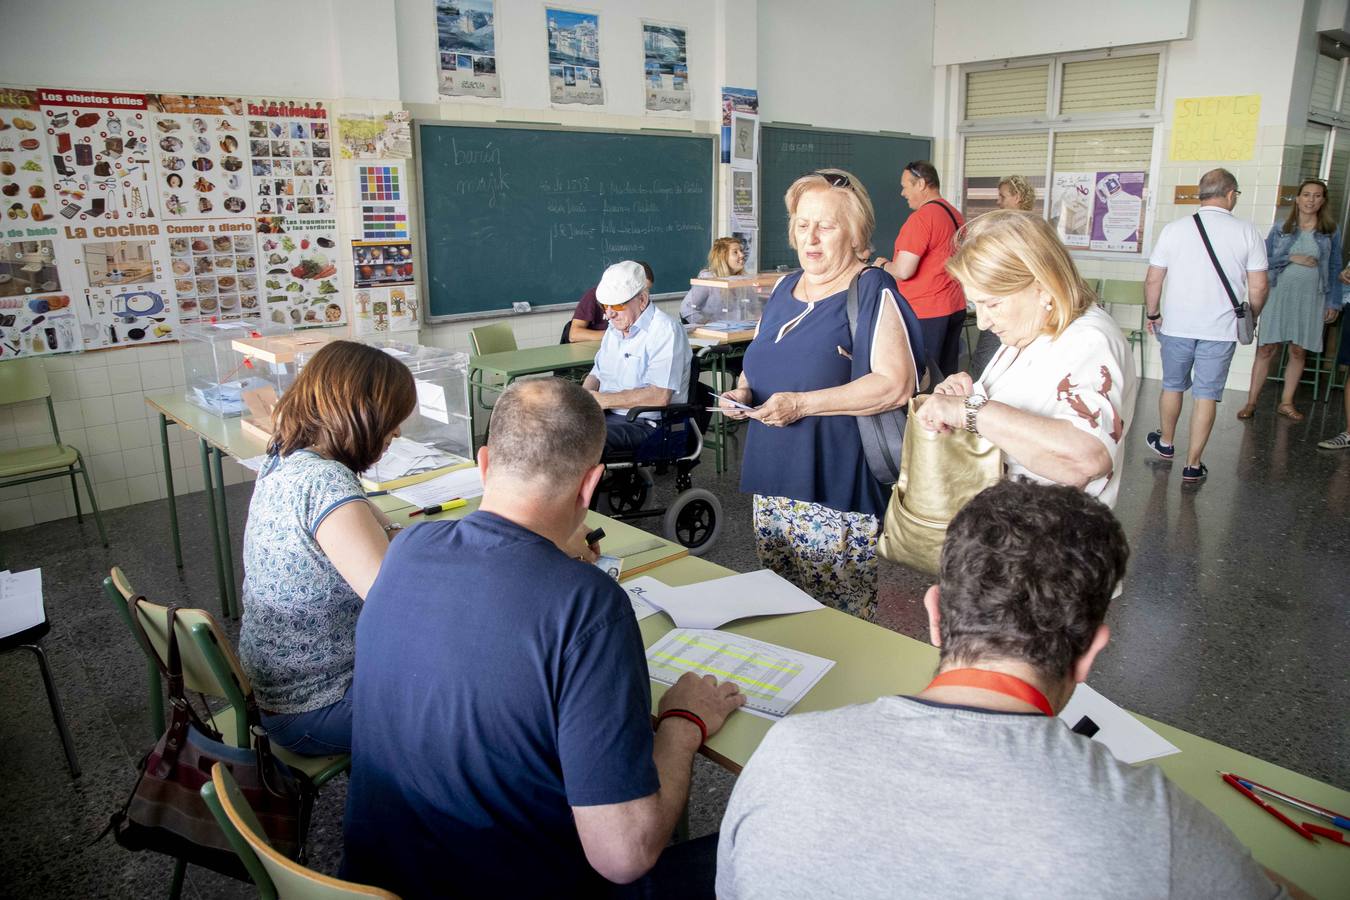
[1170,95,1261,162]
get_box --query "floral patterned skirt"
[752,494,880,619]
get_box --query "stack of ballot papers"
[361,437,467,486]
[0,569,44,637]
[622,569,824,628]
[192,377,272,416]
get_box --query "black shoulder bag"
[1193,213,1255,344]
[845,268,919,485]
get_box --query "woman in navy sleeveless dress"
[721,170,922,617]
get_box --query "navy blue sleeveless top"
[740,268,913,518]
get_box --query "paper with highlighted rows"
[1058,683,1181,764]
[622,570,824,630]
[646,629,834,720]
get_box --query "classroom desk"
[639,555,1350,899]
[468,343,599,439]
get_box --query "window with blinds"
[1326,128,1350,232]
[1302,124,1330,181]
[1051,128,1155,171]
[1060,55,1159,114]
[964,65,1049,119]
[1311,54,1341,112]
[961,133,1049,217]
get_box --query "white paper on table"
[237,454,269,473]
[628,569,823,630]
[1058,683,1181,764]
[362,436,460,482]
[623,581,661,621]
[414,379,450,425]
[391,465,484,507]
[0,568,45,637]
[646,628,834,720]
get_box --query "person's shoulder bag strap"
[1193,212,1242,313]
[924,198,961,230]
[846,267,907,485]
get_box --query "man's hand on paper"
[932,372,975,397]
[659,672,745,738]
[563,520,601,563]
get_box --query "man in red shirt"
[875,161,966,384]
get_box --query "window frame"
[956,45,1167,261]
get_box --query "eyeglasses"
[816,171,851,188]
[599,299,632,312]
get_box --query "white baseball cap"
[595,260,647,306]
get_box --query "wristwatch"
[963,394,990,435]
[1146,311,1162,321]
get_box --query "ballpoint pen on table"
[1223,773,1350,830]
[1218,773,1316,842]
[408,498,467,517]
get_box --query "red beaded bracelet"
[657,708,707,745]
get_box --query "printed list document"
[621,570,823,630]
[1058,683,1181,764]
[390,465,484,507]
[646,628,834,720]
[0,568,45,637]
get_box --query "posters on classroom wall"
[1170,95,1261,163]
[732,169,756,229]
[437,0,501,100]
[720,88,758,165]
[256,215,345,327]
[337,110,412,159]
[147,95,251,220]
[547,8,604,107]
[353,284,418,336]
[1050,171,1146,253]
[356,161,410,241]
[643,22,689,115]
[39,89,156,224]
[1050,172,1094,248]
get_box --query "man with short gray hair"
[344,377,743,896]
[1143,167,1268,483]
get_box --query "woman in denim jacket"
[1239,179,1343,421]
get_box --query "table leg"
[211,448,239,619]
[158,413,183,569]
[713,352,728,474]
[199,440,229,619]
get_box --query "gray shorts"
[1158,334,1236,401]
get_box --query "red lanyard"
[924,668,1054,717]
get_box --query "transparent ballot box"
[179,319,292,417]
[329,338,474,490]
[687,273,779,323]
[229,327,347,439]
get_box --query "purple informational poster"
[1090,171,1146,253]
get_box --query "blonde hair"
[998,175,1036,211]
[785,168,876,261]
[946,210,1095,338]
[707,237,745,277]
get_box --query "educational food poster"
[1090,171,1145,253]
[146,94,251,220]
[168,229,258,322]
[353,284,418,335]
[244,100,335,217]
[255,215,344,327]
[352,240,414,288]
[643,22,689,114]
[547,8,604,106]
[437,0,501,100]
[39,89,156,223]
[337,110,412,159]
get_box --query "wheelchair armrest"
[626,403,701,422]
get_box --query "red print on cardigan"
[1056,366,1123,443]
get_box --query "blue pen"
[1234,775,1350,830]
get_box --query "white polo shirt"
[589,302,691,417]
[1148,206,1268,342]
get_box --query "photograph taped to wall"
[643,22,690,114]
[546,7,604,106]
[437,0,501,100]
[732,114,757,163]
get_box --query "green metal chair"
[1098,278,1147,380]
[202,764,399,900]
[101,568,350,788]
[468,322,518,414]
[0,358,107,546]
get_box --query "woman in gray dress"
[1239,179,1343,421]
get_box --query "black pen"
[585,527,606,545]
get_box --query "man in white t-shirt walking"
[1143,168,1268,483]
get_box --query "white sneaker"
[1317,431,1350,449]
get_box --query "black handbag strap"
[1193,213,1244,315]
[845,267,908,484]
[925,199,961,230]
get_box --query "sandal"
[1276,404,1305,422]
[1236,405,1256,420]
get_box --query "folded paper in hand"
[621,569,823,629]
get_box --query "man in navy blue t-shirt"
[342,378,744,897]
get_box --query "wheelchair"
[593,347,725,556]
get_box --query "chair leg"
[69,470,83,523]
[168,858,187,899]
[75,456,109,547]
[25,642,81,778]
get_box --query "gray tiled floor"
[1,379,1346,898]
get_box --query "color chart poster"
[643,22,689,114]
[356,161,409,240]
[437,0,501,100]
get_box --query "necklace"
[924,668,1055,716]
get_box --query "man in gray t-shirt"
[717,480,1296,900]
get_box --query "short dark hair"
[269,340,417,473]
[905,160,940,190]
[936,479,1129,680]
[487,378,605,483]
[636,260,655,284]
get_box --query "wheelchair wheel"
[606,469,653,514]
[662,488,722,557]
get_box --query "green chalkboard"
[416,122,715,319]
[759,125,933,271]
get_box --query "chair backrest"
[1099,278,1146,306]
[469,323,517,356]
[131,595,253,705]
[0,358,52,405]
[207,764,399,899]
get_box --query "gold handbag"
[877,395,1004,574]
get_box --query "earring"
[1044,303,1053,311]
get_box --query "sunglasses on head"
[816,171,851,188]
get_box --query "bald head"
[486,378,605,485]
[1198,168,1238,206]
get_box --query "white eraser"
[512,301,531,313]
